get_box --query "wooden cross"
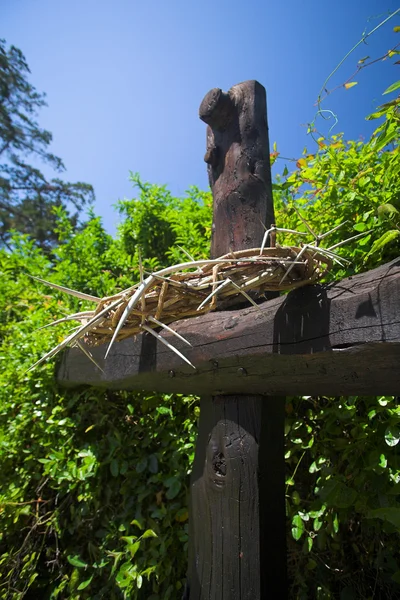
[58,81,400,599]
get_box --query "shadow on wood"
[58,257,400,396]
[184,396,286,600]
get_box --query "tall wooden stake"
[185,81,287,599]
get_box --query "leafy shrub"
[0,84,399,599]
[0,183,209,600]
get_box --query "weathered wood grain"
[199,80,274,259]
[188,80,285,600]
[58,256,400,396]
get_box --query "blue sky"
[3,0,400,234]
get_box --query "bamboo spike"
[260,227,308,255]
[27,327,86,372]
[305,245,351,265]
[105,274,156,359]
[148,316,192,346]
[327,230,373,251]
[226,278,264,312]
[279,246,309,284]
[138,249,144,284]
[76,340,104,373]
[260,227,275,254]
[176,246,203,274]
[105,256,291,360]
[141,324,196,369]
[197,279,231,311]
[292,205,317,240]
[144,272,184,286]
[29,276,101,303]
[176,245,196,263]
[317,221,349,240]
[29,296,124,370]
[138,249,146,325]
[37,312,94,330]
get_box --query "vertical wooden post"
[185,81,287,599]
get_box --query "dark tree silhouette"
[0,39,94,251]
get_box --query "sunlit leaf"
[142,529,157,539]
[344,82,358,90]
[77,575,94,590]
[291,515,304,541]
[368,230,400,255]
[67,555,88,568]
[378,203,399,218]
[383,80,400,95]
[385,426,400,447]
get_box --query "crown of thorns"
[29,223,368,371]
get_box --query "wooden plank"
[186,80,286,599]
[184,396,286,600]
[58,256,400,395]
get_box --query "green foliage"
[273,90,400,282]
[116,172,212,268]
[273,85,400,598]
[0,77,399,600]
[0,39,94,252]
[285,395,400,598]
[0,180,209,599]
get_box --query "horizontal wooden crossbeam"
[58,257,400,396]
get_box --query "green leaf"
[165,477,181,499]
[136,457,148,473]
[378,396,390,406]
[344,82,358,90]
[374,123,398,151]
[319,479,357,508]
[313,517,323,531]
[367,507,400,529]
[130,519,144,530]
[392,570,400,584]
[148,454,158,474]
[333,513,339,534]
[110,459,119,477]
[385,426,400,447]
[378,203,399,218]
[291,515,304,541]
[67,555,88,568]
[77,575,94,590]
[129,541,140,557]
[365,110,385,121]
[383,80,400,95]
[142,529,158,539]
[368,230,400,255]
[156,406,172,416]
